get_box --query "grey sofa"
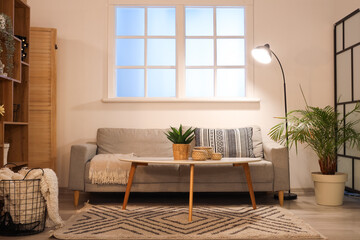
[68,126,289,207]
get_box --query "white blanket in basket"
[0,168,64,229]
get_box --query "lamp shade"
[251,44,272,64]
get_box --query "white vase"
[311,172,348,206]
[3,143,10,165]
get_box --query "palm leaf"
[268,99,360,174]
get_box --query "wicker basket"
[211,152,222,160]
[193,147,214,159]
[173,144,189,160]
[191,150,207,161]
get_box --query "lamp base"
[274,192,298,200]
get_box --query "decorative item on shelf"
[211,152,222,160]
[15,35,28,61]
[21,52,26,61]
[0,14,15,77]
[13,104,20,122]
[165,124,195,160]
[269,87,360,206]
[193,146,213,159]
[0,104,4,117]
[0,60,5,75]
[191,149,207,161]
[3,143,10,165]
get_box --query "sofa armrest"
[263,141,290,192]
[68,143,97,191]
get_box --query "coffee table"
[119,157,261,221]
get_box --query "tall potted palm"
[269,100,360,206]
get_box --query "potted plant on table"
[165,125,195,160]
[269,97,360,206]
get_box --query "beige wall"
[28,0,360,188]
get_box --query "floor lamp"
[251,44,297,200]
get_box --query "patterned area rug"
[52,204,326,239]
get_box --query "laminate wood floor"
[0,189,359,240]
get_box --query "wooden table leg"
[278,190,284,206]
[189,164,194,222]
[242,163,256,209]
[74,190,80,207]
[122,163,137,210]
[234,163,257,209]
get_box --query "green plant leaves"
[268,102,360,174]
[164,124,195,144]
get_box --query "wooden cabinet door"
[28,27,57,171]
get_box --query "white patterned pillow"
[194,127,255,158]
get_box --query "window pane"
[186,39,214,66]
[116,39,144,66]
[116,8,144,36]
[147,39,176,66]
[217,69,245,97]
[216,8,244,36]
[186,69,214,97]
[147,69,176,97]
[116,69,144,97]
[185,8,213,36]
[148,8,176,36]
[217,39,244,66]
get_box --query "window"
[107,0,254,102]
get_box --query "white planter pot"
[311,172,348,206]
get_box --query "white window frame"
[104,0,257,103]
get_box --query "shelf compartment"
[14,0,30,64]
[0,36,21,81]
[0,0,15,25]
[0,123,28,166]
[0,80,13,122]
[13,64,28,122]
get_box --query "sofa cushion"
[97,128,173,157]
[251,125,263,158]
[195,127,255,158]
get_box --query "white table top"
[118,157,261,165]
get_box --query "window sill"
[102,97,260,103]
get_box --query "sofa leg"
[74,190,80,207]
[278,190,284,206]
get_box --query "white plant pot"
[311,172,348,206]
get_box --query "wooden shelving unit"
[0,0,30,167]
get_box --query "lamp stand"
[270,49,297,201]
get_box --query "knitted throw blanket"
[88,154,135,185]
